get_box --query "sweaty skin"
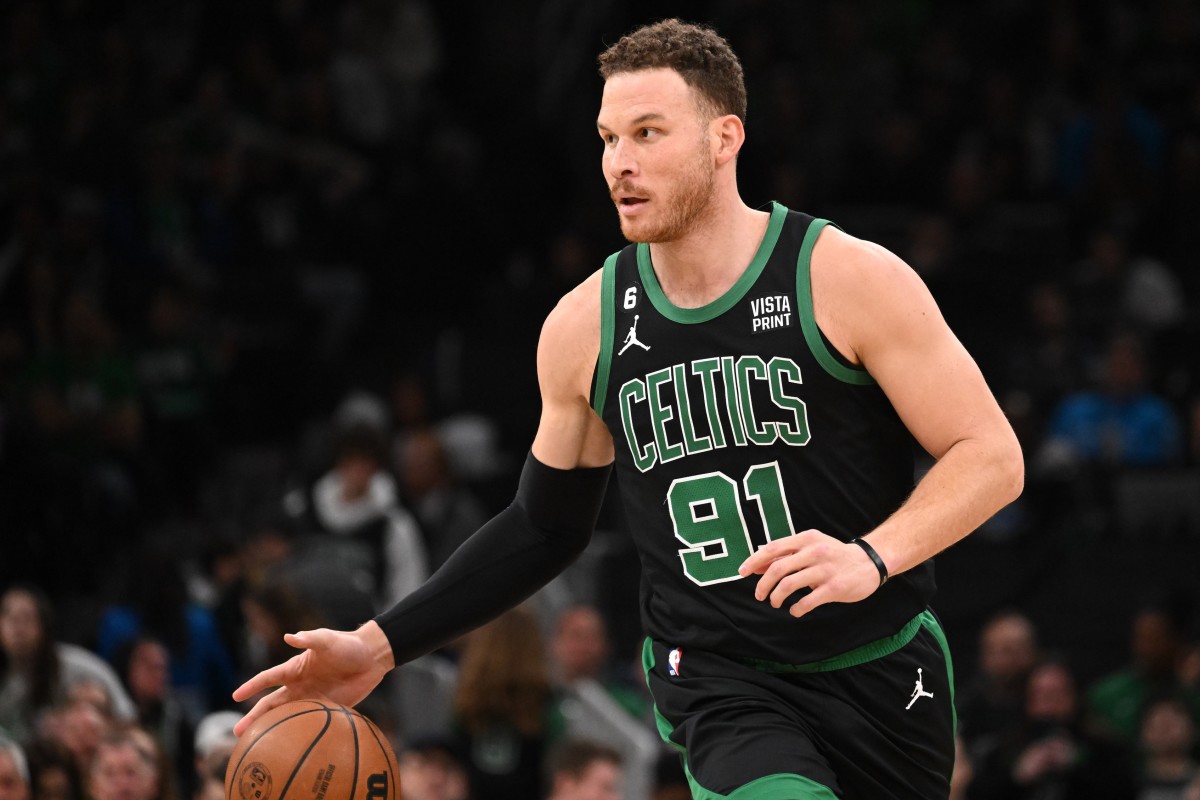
[233,66,1023,735]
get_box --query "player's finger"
[232,654,299,703]
[752,555,790,600]
[768,567,825,609]
[789,586,831,619]
[754,553,812,601]
[233,685,292,736]
[739,529,821,576]
[284,628,335,650]
[740,540,795,576]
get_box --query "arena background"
[1,0,1199,797]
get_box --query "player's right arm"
[232,271,613,735]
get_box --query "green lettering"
[619,379,656,472]
[691,358,727,450]
[720,357,747,446]
[768,357,811,446]
[672,363,712,456]
[647,368,684,464]
[737,356,775,446]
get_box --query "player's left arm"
[740,228,1024,616]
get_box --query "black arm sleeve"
[373,452,612,665]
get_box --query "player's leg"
[642,639,841,799]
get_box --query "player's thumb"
[284,628,333,651]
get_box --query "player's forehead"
[597,68,698,129]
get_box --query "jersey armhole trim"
[591,252,619,417]
[797,219,877,386]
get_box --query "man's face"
[979,616,1036,683]
[0,752,30,800]
[559,761,622,800]
[1025,664,1076,724]
[126,641,170,703]
[398,750,466,800]
[598,68,716,244]
[553,608,608,681]
[337,455,378,500]
[90,744,158,800]
[0,591,42,660]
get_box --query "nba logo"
[668,647,682,677]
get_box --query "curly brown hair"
[598,18,747,122]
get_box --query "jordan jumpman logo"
[906,668,934,710]
[619,314,651,355]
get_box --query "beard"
[612,148,716,244]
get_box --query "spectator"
[0,739,29,800]
[1090,599,1200,745]
[452,608,560,800]
[1068,228,1185,339]
[958,611,1040,755]
[114,640,192,798]
[548,605,657,800]
[1044,333,1183,468]
[970,657,1138,799]
[48,699,113,778]
[283,424,427,610]
[206,525,294,671]
[544,739,622,800]
[551,605,647,722]
[23,740,83,800]
[87,730,165,800]
[95,547,237,722]
[1137,695,1198,799]
[191,711,238,800]
[395,737,467,800]
[396,429,487,572]
[1,587,135,744]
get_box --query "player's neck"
[648,197,770,310]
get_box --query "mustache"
[610,181,650,201]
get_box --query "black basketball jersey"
[590,202,935,664]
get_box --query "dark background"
[2,0,1199,690]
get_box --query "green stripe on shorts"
[738,612,927,673]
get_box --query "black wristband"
[850,537,889,586]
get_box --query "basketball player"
[235,19,1024,798]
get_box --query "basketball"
[225,701,400,800]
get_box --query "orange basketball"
[225,700,400,800]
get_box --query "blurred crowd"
[2,0,1200,798]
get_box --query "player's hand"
[737,530,882,618]
[232,621,395,736]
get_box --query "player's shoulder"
[814,225,916,284]
[541,266,604,344]
[537,266,605,388]
[812,224,931,311]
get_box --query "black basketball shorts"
[642,610,956,799]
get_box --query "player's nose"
[606,139,638,179]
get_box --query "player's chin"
[618,217,661,245]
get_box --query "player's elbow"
[993,434,1025,507]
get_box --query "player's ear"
[712,114,744,166]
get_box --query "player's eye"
[602,132,616,145]
[639,128,658,139]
